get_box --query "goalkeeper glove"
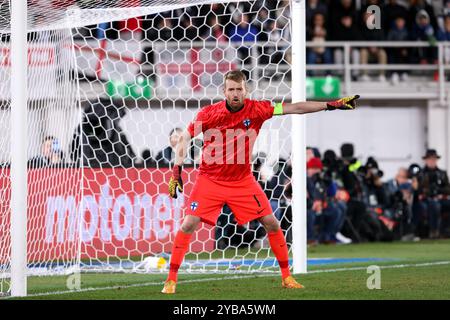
[168,165,183,199]
[326,95,360,111]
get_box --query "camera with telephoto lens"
[407,163,422,179]
[359,157,384,186]
[322,149,344,181]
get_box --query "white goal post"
[1,0,307,297]
[10,0,28,297]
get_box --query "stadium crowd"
[74,0,450,83]
[254,143,450,247]
[24,1,450,84]
[305,0,450,81]
[211,142,450,249]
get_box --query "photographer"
[322,149,352,244]
[322,149,344,185]
[360,157,387,209]
[338,143,369,241]
[307,157,343,244]
[28,135,66,168]
[70,98,137,168]
[356,157,389,241]
[384,167,419,241]
[418,150,450,239]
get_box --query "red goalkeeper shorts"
[185,173,272,225]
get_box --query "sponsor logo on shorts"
[190,201,199,211]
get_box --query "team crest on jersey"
[190,201,199,211]
[243,119,251,128]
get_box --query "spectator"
[331,15,363,79]
[437,15,450,64]
[328,0,358,40]
[209,3,230,24]
[360,11,388,82]
[410,9,438,64]
[307,146,321,161]
[258,18,290,79]
[437,15,450,40]
[387,16,410,83]
[306,12,333,75]
[306,157,322,245]
[203,14,227,42]
[408,0,438,33]
[360,0,383,17]
[70,98,136,168]
[95,21,110,40]
[255,8,273,69]
[306,0,328,28]
[307,157,343,244]
[383,0,409,34]
[28,136,65,168]
[444,0,450,17]
[254,7,270,41]
[155,127,183,167]
[385,168,410,201]
[322,149,352,244]
[272,18,290,57]
[178,15,201,41]
[142,14,160,42]
[275,0,291,27]
[159,17,177,41]
[419,149,450,239]
[227,13,259,66]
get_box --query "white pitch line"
[3,260,450,299]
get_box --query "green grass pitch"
[7,239,450,300]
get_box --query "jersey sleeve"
[255,100,275,122]
[187,108,207,137]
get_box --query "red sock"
[267,229,291,279]
[167,230,192,282]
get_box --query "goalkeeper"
[162,70,359,294]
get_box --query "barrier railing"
[145,40,450,102]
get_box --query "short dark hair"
[223,70,247,84]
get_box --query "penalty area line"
[4,260,450,299]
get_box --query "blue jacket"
[437,29,450,41]
[228,24,258,43]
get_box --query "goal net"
[0,0,295,295]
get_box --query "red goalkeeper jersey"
[187,99,274,181]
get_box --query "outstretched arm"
[273,95,360,116]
